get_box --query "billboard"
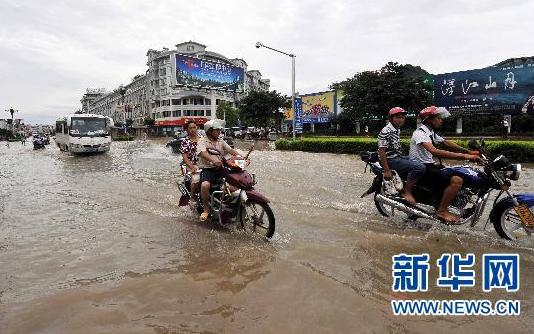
[175,54,245,92]
[300,91,335,123]
[434,63,534,115]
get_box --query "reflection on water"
[0,139,533,333]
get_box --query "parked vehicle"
[177,145,275,238]
[360,139,533,240]
[231,127,245,139]
[55,114,113,153]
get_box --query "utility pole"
[5,107,19,137]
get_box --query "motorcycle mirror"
[245,142,255,160]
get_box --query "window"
[206,110,211,117]
[162,100,170,106]
[173,110,180,117]
[199,110,205,116]
[205,98,211,105]
[172,99,181,105]
[184,110,191,116]
[182,98,189,105]
[187,45,194,51]
[216,99,220,106]
[155,101,160,107]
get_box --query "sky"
[1,0,533,124]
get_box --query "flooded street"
[1,139,533,333]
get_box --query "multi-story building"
[80,88,106,113]
[83,41,270,135]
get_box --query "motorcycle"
[177,145,275,238]
[33,136,46,150]
[360,139,534,240]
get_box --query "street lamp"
[256,42,296,140]
[5,107,18,137]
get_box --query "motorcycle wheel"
[373,190,395,217]
[239,199,275,239]
[490,199,533,240]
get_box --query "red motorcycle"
[178,146,275,239]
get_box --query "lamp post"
[5,107,18,137]
[255,42,296,140]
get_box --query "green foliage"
[126,119,134,127]
[216,102,240,127]
[113,134,134,141]
[143,117,155,127]
[239,90,290,128]
[275,137,534,162]
[331,62,433,125]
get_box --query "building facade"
[82,41,270,135]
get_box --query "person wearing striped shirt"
[378,107,425,204]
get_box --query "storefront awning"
[155,117,209,126]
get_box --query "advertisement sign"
[175,54,245,92]
[301,91,335,123]
[294,98,303,133]
[434,64,534,115]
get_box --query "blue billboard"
[175,54,245,92]
[435,64,534,115]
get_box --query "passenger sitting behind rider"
[378,107,425,204]
[196,119,243,222]
[409,106,481,223]
[179,120,200,207]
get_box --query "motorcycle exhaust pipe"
[375,194,438,221]
[177,183,190,198]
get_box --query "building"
[80,88,106,113]
[83,41,270,135]
[0,118,27,137]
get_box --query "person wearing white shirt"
[409,106,481,223]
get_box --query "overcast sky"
[1,0,533,124]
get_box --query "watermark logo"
[391,253,521,316]
[392,253,429,292]
[436,253,476,292]
[483,254,519,292]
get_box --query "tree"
[331,62,433,127]
[143,117,155,127]
[216,102,240,127]
[239,90,290,128]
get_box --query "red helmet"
[419,106,450,121]
[388,107,406,116]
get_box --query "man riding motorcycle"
[409,106,482,223]
[196,119,244,222]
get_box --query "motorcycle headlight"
[509,164,521,181]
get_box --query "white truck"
[55,114,113,153]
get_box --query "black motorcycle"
[361,139,533,240]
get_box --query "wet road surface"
[0,139,533,333]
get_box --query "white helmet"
[204,119,225,132]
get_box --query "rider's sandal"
[199,212,209,222]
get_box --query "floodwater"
[0,139,533,334]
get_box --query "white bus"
[55,114,113,153]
